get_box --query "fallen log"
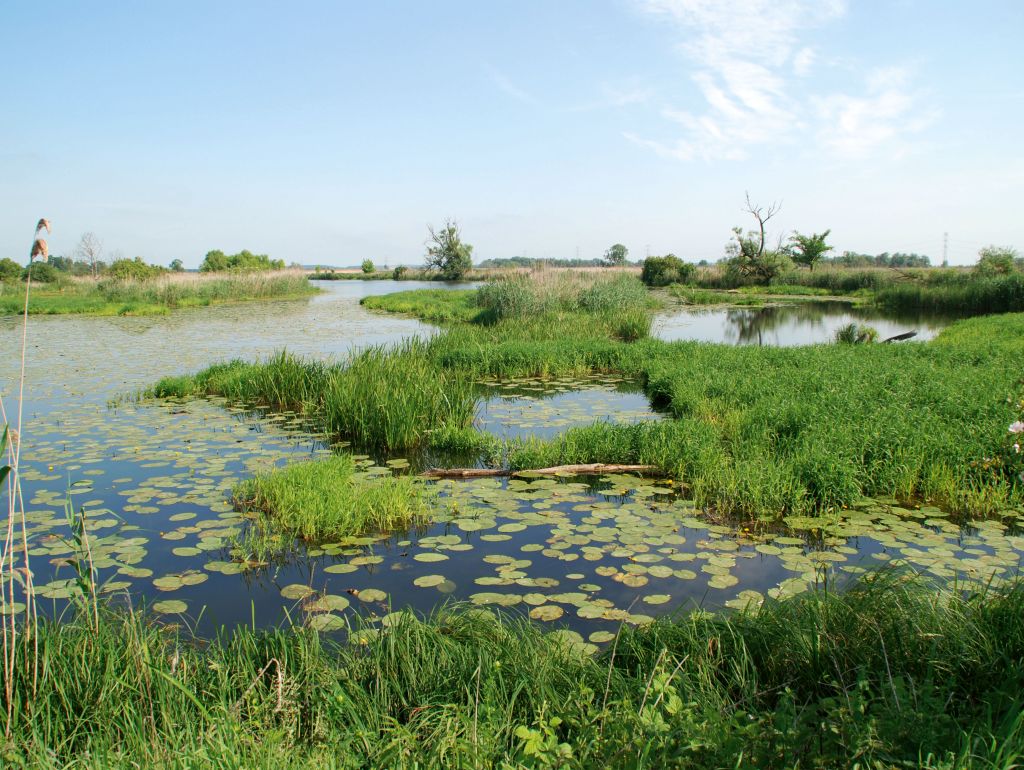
[421,463,658,479]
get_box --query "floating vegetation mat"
[473,376,662,440]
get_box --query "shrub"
[361,259,375,274]
[835,323,879,344]
[641,254,695,287]
[393,265,408,280]
[0,258,23,283]
[107,257,165,281]
[23,261,59,282]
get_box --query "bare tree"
[724,194,790,283]
[75,232,103,279]
[744,192,781,258]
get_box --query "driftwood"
[883,331,918,343]
[421,463,658,479]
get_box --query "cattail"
[35,218,51,234]
[30,238,49,261]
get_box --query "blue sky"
[2,0,1022,267]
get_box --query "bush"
[200,249,285,272]
[974,246,1019,277]
[835,323,878,344]
[361,259,375,274]
[23,261,59,282]
[107,257,165,280]
[393,265,408,280]
[0,258,23,283]
[641,254,695,287]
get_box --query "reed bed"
[876,273,1024,315]
[0,270,317,316]
[6,573,1023,768]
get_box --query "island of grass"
[232,453,431,553]
[0,270,319,316]
[154,271,1024,520]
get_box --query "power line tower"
[942,232,949,267]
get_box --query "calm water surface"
[654,301,954,345]
[1,285,1019,641]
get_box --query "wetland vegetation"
[0,270,318,316]
[162,272,1023,519]
[4,265,1023,768]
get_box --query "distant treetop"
[200,249,285,272]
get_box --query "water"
[2,285,1020,640]
[654,301,954,346]
[473,376,663,441]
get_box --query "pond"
[2,284,1021,640]
[654,301,955,346]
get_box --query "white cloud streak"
[632,0,935,161]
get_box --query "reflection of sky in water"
[474,377,663,441]
[654,301,955,346]
[1,286,1021,639]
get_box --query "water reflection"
[655,300,957,346]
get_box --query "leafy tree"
[603,244,628,266]
[201,250,229,272]
[23,261,59,282]
[108,257,165,280]
[425,220,473,280]
[788,230,832,271]
[0,258,22,283]
[641,254,695,287]
[200,249,284,272]
[974,245,1019,276]
[724,194,792,284]
[169,259,184,272]
[393,265,408,280]
[361,259,375,274]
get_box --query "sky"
[1,0,1022,268]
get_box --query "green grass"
[0,272,318,316]
[361,288,484,324]
[876,273,1024,315]
[7,573,1024,768]
[151,341,475,452]
[152,280,1024,518]
[667,286,765,305]
[233,454,431,544]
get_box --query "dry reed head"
[30,238,49,262]
[35,218,51,234]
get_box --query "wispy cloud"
[631,0,934,162]
[485,66,537,105]
[571,82,655,112]
[814,67,937,158]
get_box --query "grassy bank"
[7,573,1023,768]
[232,454,432,553]
[0,271,318,316]
[153,273,1024,517]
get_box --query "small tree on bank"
[425,219,473,280]
[974,245,1020,276]
[724,194,792,284]
[361,259,375,274]
[788,230,832,271]
[603,243,628,266]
